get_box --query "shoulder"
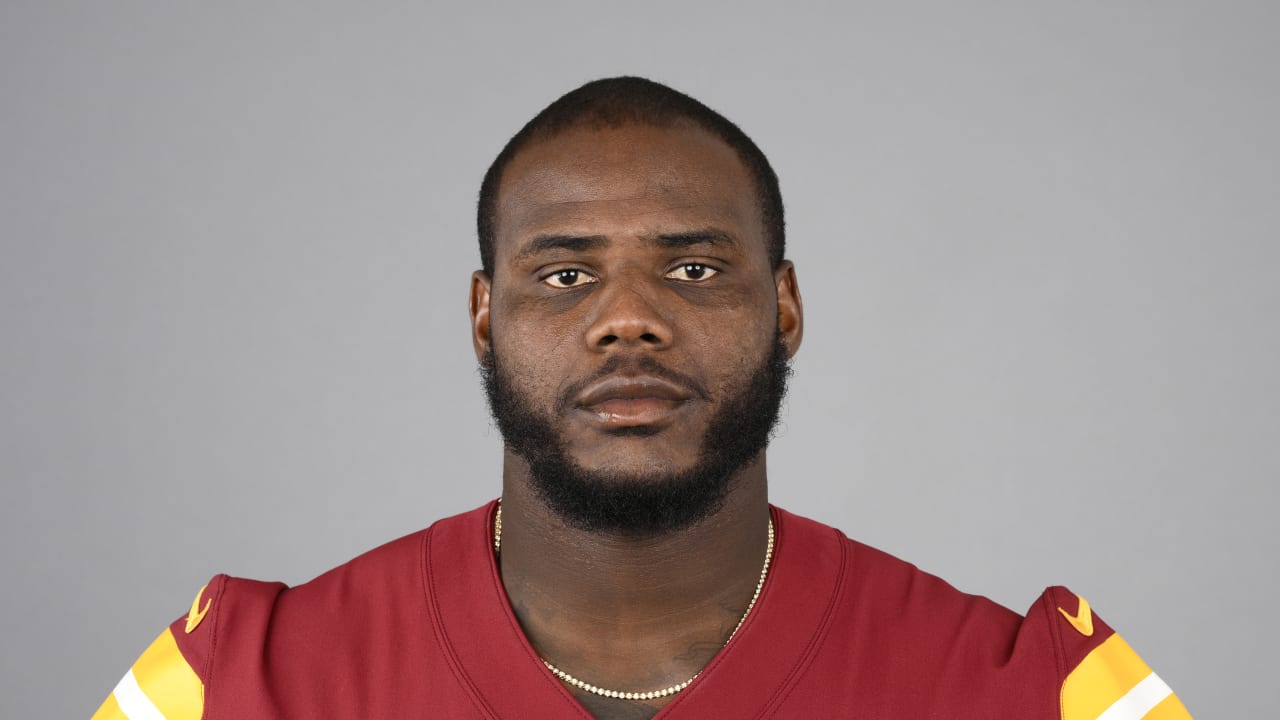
[771,508,1192,718]
[774,506,1024,632]
[198,505,492,658]
[93,505,493,719]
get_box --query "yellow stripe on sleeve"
[90,690,127,720]
[1061,634,1158,720]
[1141,691,1193,720]
[91,628,205,720]
[129,628,204,720]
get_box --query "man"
[93,77,1190,719]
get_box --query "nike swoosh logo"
[1057,594,1094,637]
[185,583,212,634]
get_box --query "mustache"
[555,355,712,414]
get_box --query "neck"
[496,450,771,697]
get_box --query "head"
[470,77,803,535]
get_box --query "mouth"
[574,375,695,428]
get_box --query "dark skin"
[468,121,804,719]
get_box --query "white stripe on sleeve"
[1096,672,1173,720]
[111,669,168,720]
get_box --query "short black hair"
[477,76,785,275]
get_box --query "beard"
[480,332,792,536]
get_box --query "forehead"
[493,122,763,260]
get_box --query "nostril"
[598,335,618,347]
[640,333,660,344]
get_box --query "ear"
[774,261,804,358]
[469,270,493,362]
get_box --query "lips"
[574,375,695,427]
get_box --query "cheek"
[491,299,580,403]
[684,305,776,389]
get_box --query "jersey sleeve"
[90,576,222,720]
[91,573,289,719]
[1038,586,1193,720]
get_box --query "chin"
[578,419,704,447]
[570,459,695,486]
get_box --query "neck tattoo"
[493,503,774,701]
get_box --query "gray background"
[2,2,1275,717]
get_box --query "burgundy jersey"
[93,502,1190,719]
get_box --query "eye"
[665,263,719,282]
[542,269,597,288]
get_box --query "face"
[471,121,803,533]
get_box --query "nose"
[584,281,673,351]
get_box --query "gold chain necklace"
[493,503,774,701]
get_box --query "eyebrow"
[513,234,608,264]
[650,229,740,250]
[512,228,739,264]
